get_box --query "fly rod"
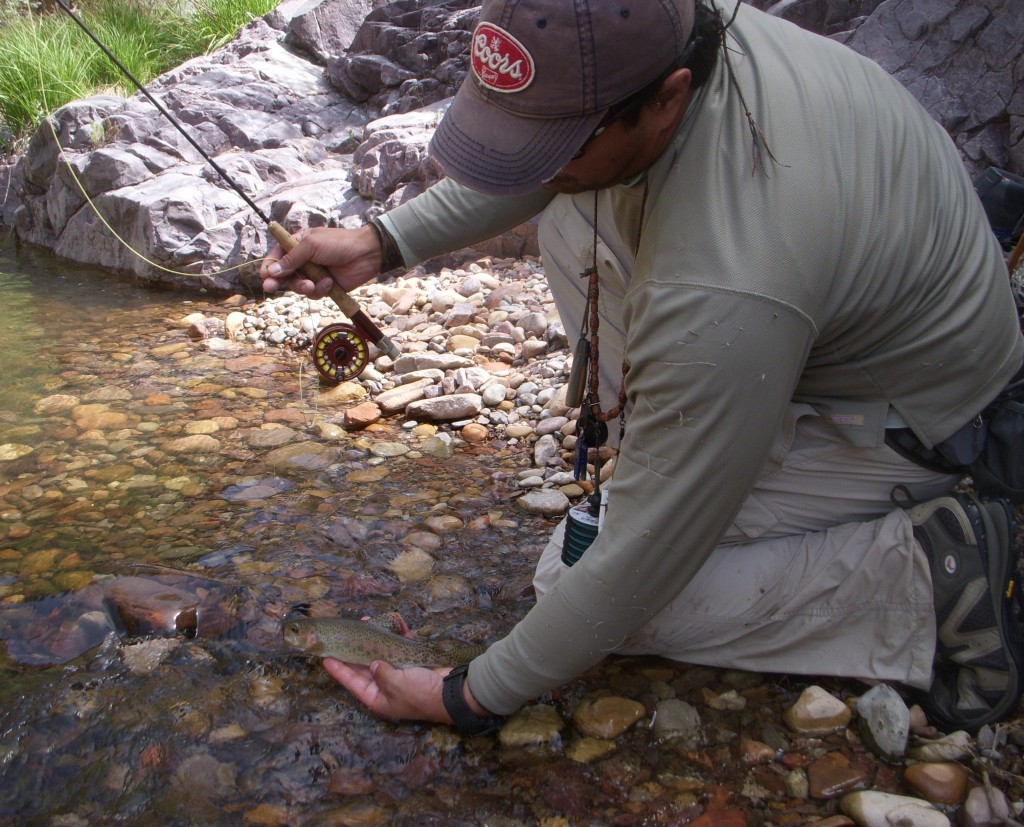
[54,0,400,381]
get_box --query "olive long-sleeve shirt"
[378,4,1022,714]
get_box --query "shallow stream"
[1,237,1020,827]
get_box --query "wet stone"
[368,441,409,458]
[423,573,473,610]
[567,737,617,763]
[121,637,181,675]
[263,441,337,471]
[499,703,565,747]
[807,752,870,799]
[0,444,34,461]
[388,548,434,582]
[573,695,646,739]
[172,752,237,798]
[166,434,221,454]
[856,683,910,760]
[424,515,463,532]
[247,426,298,448]
[840,790,950,827]
[420,434,454,459]
[902,761,969,805]
[784,685,852,735]
[651,698,702,746]
[33,394,80,415]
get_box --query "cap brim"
[429,78,607,197]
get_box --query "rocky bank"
[0,0,1021,293]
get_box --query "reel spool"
[312,323,370,383]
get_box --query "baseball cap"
[429,0,697,196]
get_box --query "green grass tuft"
[0,0,279,153]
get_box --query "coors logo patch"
[471,22,535,93]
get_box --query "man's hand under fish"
[282,614,494,725]
[323,659,453,724]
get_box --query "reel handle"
[268,221,401,360]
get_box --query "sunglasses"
[571,98,641,160]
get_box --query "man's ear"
[653,67,694,124]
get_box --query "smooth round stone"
[903,762,969,805]
[403,531,442,553]
[420,435,454,459]
[505,423,534,439]
[963,784,1011,826]
[783,685,852,734]
[448,334,480,352]
[368,441,409,458]
[425,515,464,532]
[567,737,617,763]
[316,422,347,440]
[0,444,34,462]
[317,381,366,405]
[480,384,507,407]
[33,394,80,415]
[346,466,389,483]
[515,488,570,516]
[248,427,297,448]
[263,442,335,471]
[740,737,776,764]
[388,548,434,582]
[423,574,473,608]
[20,547,62,574]
[651,699,701,745]
[535,416,568,436]
[184,419,220,435]
[573,696,646,739]
[840,790,950,827]
[499,704,565,747]
[166,434,221,454]
[461,423,488,442]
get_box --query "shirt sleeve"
[468,280,818,715]
[378,177,554,266]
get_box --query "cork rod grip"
[268,221,361,318]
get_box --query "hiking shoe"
[908,492,1023,731]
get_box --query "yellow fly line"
[37,62,267,281]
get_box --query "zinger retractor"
[312,323,370,383]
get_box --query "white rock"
[841,791,950,827]
[515,489,570,516]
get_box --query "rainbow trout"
[282,617,486,667]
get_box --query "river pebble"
[784,685,852,734]
[903,761,970,805]
[855,683,910,760]
[573,695,646,739]
[840,790,951,827]
[499,703,565,747]
[2,254,1021,825]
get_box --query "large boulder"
[0,0,1019,292]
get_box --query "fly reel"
[312,323,370,383]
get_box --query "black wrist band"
[367,217,405,274]
[442,664,505,737]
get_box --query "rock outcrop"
[0,0,1019,292]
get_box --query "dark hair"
[617,2,723,127]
